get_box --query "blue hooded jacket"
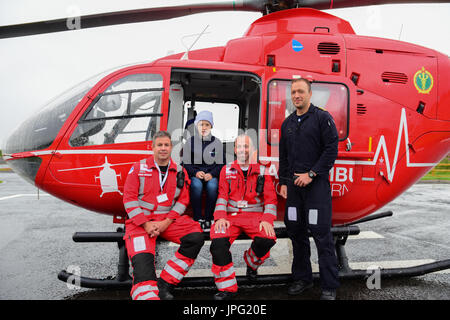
[181,133,225,178]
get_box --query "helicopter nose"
[3,153,43,186]
[2,69,103,185]
[3,123,45,185]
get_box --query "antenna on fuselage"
[181,24,210,60]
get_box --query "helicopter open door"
[168,68,262,163]
[43,67,170,216]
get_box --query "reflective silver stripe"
[174,187,181,199]
[247,203,264,208]
[124,201,139,209]
[136,291,158,300]
[172,202,186,215]
[214,266,235,279]
[247,248,257,260]
[214,204,226,212]
[228,199,238,207]
[128,208,144,219]
[139,176,145,196]
[245,254,259,270]
[153,203,171,213]
[242,206,263,212]
[154,210,171,215]
[264,210,277,217]
[139,200,155,211]
[138,159,146,196]
[264,204,277,216]
[132,285,158,300]
[154,205,171,214]
[216,278,237,290]
[142,208,152,216]
[227,201,262,210]
[227,206,263,213]
[163,264,184,280]
[172,257,190,271]
[216,198,228,206]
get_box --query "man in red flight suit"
[123,131,204,300]
[210,134,278,300]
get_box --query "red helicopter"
[2,0,450,289]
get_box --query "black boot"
[320,289,337,300]
[246,265,258,282]
[287,280,313,296]
[213,291,237,300]
[157,278,174,300]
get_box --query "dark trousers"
[284,177,340,290]
[190,177,218,221]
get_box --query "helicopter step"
[57,225,359,289]
[57,211,450,290]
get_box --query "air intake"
[357,104,367,115]
[381,72,408,84]
[317,42,340,55]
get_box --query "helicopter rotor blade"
[0,1,266,39]
[297,0,450,10]
[0,0,448,39]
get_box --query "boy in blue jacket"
[182,110,225,229]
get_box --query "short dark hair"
[291,78,311,92]
[152,130,172,142]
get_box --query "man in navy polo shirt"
[279,78,340,300]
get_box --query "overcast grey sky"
[1,1,449,149]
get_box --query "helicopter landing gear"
[57,210,450,290]
[334,211,450,279]
[57,225,361,289]
[57,227,132,289]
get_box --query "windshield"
[3,69,113,154]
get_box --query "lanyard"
[154,160,170,192]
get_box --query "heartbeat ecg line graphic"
[335,108,438,182]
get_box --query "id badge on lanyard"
[155,160,170,203]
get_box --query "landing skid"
[57,211,450,290]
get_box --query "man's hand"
[214,218,230,233]
[204,173,213,181]
[143,221,160,237]
[293,173,312,187]
[196,171,206,179]
[259,221,275,238]
[152,218,173,234]
[143,219,173,237]
[280,185,287,199]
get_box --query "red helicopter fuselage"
[4,8,450,225]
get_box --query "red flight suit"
[123,156,203,300]
[210,161,277,292]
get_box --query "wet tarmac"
[0,170,449,301]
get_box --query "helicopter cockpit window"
[267,80,349,144]
[69,73,163,147]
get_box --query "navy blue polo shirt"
[279,104,339,183]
